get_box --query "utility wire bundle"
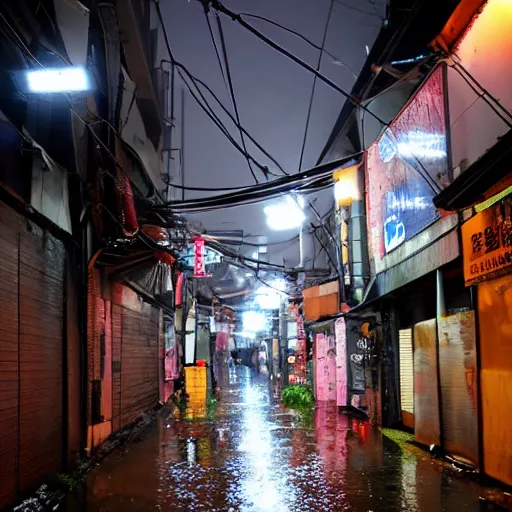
[146,154,361,214]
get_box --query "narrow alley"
[3,0,512,511]
[67,368,497,512]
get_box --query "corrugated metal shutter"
[0,205,21,507]
[120,303,159,428]
[111,304,122,433]
[0,205,65,507]
[414,319,441,447]
[439,311,479,466]
[19,220,65,491]
[399,329,414,416]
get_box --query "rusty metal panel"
[478,273,512,486]
[120,300,159,428]
[87,269,103,429]
[102,301,113,422]
[439,311,479,467]
[19,220,65,491]
[112,304,122,433]
[66,255,81,468]
[414,319,441,447]
[0,204,20,508]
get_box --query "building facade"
[0,0,185,506]
[320,0,512,486]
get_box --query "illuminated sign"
[462,194,512,286]
[367,66,447,259]
[182,243,221,269]
[194,238,206,278]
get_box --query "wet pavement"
[69,367,503,511]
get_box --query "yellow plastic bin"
[185,366,207,402]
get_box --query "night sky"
[161,0,385,267]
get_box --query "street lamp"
[24,67,92,93]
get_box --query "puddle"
[67,367,504,511]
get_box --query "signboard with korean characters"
[462,194,512,286]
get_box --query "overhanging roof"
[317,0,463,165]
[434,128,512,211]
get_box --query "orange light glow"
[456,0,512,84]
[333,164,360,206]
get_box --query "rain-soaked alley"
[66,368,501,512]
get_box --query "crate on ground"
[185,366,207,396]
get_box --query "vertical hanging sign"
[194,237,206,278]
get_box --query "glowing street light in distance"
[264,195,305,231]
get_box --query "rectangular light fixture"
[26,67,91,93]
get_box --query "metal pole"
[299,225,304,268]
[167,62,176,202]
[436,269,446,317]
[180,88,185,201]
[279,300,288,386]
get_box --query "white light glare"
[397,131,446,159]
[254,281,285,310]
[242,311,266,333]
[255,293,281,310]
[234,331,256,339]
[264,195,305,231]
[26,67,90,93]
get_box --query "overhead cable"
[177,67,272,176]
[333,0,382,18]
[238,12,358,79]
[171,61,288,175]
[450,59,512,128]
[298,0,335,171]
[200,0,388,126]
[154,1,285,179]
[152,179,334,214]
[149,154,361,213]
[215,12,262,182]
[204,8,259,183]
[168,182,255,192]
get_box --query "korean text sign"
[462,195,512,286]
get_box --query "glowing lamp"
[26,67,91,93]
[333,165,360,207]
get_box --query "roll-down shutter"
[399,328,414,427]
[0,204,65,507]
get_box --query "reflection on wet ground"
[69,368,501,511]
